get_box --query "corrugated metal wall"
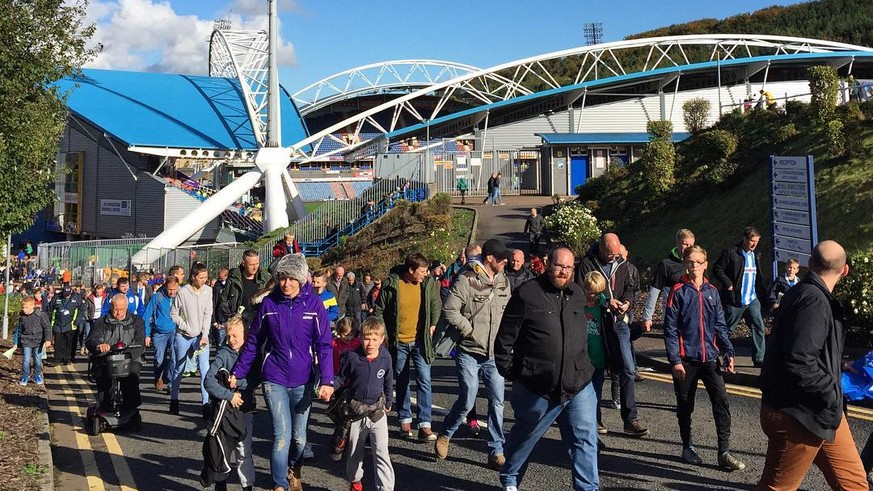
[478,112,571,150]
[163,186,221,242]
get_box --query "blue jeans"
[211,325,226,348]
[610,320,639,423]
[501,382,599,490]
[22,346,44,380]
[491,187,503,204]
[151,331,174,384]
[262,382,313,489]
[394,340,433,427]
[79,320,93,348]
[170,333,210,404]
[440,350,505,455]
[725,298,766,363]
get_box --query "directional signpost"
[770,155,818,280]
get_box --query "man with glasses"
[577,233,648,437]
[496,247,598,491]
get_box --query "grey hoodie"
[171,284,214,338]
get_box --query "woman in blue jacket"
[229,254,333,491]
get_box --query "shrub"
[826,119,845,156]
[704,160,739,187]
[699,129,738,162]
[834,249,873,339]
[717,109,747,134]
[647,120,673,141]
[807,65,839,123]
[544,202,601,258]
[784,100,808,121]
[642,139,676,195]
[858,100,873,120]
[682,97,712,134]
[776,123,798,143]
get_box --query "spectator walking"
[229,253,334,491]
[169,262,214,418]
[312,270,340,326]
[576,233,648,437]
[664,245,744,470]
[713,226,768,367]
[211,267,230,347]
[17,296,51,386]
[482,173,496,205]
[642,229,696,331]
[82,284,106,356]
[504,249,535,292]
[102,277,145,317]
[495,247,599,491]
[217,250,272,329]
[756,241,867,490]
[328,266,350,318]
[373,252,442,441]
[49,283,86,365]
[580,272,608,435]
[344,272,366,331]
[491,172,505,206]
[435,239,512,469]
[523,208,546,257]
[769,257,800,312]
[457,176,469,204]
[143,276,180,392]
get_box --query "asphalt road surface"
[47,355,873,491]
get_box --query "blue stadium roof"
[54,68,310,151]
[536,132,691,144]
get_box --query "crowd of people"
[8,215,872,491]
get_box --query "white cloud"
[85,0,297,75]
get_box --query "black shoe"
[169,400,179,415]
[682,446,703,465]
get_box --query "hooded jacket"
[663,276,734,365]
[101,288,146,317]
[759,272,845,441]
[142,290,178,337]
[217,264,272,324]
[232,283,334,388]
[171,284,214,338]
[18,310,51,348]
[443,260,511,358]
[372,265,442,363]
[205,345,253,412]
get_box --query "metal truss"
[289,34,873,162]
[209,29,270,147]
[292,59,531,116]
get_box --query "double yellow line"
[639,371,873,422]
[50,365,138,490]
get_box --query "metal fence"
[37,184,429,284]
[430,149,541,197]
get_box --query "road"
[47,356,873,491]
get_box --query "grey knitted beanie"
[272,253,309,284]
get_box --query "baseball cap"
[482,239,512,262]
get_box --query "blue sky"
[85,0,808,91]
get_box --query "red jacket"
[272,239,301,258]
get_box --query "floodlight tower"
[583,22,603,46]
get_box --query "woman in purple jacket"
[229,254,334,491]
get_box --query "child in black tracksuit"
[332,317,395,491]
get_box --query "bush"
[698,129,738,162]
[642,139,676,195]
[826,119,845,156]
[647,120,673,141]
[834,249,873,339]
[776,123,799,143]
[784,100,808,122]
[682,97,712,134]
[858,100,873,120]
[704,160,739,187]
[807,65,839,123]
[717,109,747,134]
[544,203,601,258]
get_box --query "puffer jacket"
[663,276,734,366]
[232,282,333,388]
[443,261,511,358]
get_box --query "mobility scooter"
[85,342,142,435]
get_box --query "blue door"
[570,155,588,194]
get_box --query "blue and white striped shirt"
[740,250,757,306]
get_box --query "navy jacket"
[664,276,734,365]
[334,345,393,409]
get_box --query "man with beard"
[495,247,598,491]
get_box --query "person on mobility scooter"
[85,294,145,435]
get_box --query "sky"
[79,0,809,92]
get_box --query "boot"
[287,464,302,491]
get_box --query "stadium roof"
[54,68,310,152]
[536,132,691,144]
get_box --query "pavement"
[454,195,554,253]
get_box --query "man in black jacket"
[576,233,648,437]
[504,249,535,291]
[523,208,546,256]
[755,240,867,490]
[217,250,271,328]
[495,247,599,491]
[712,226,768,366]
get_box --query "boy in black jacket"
[334,317,395,491]
[18,296,52,385]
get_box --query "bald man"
[756,240,866,490]
[577,233,648,437]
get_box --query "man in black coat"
[712,226,769,366]
[523,208,546,257]
[576,233,648,437]
[495,247,599,490]
[755,240,866,489]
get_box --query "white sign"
[100,199,131,217]
[772,181,809,198]
[456,156,468,172]
[773,222,811,241]
[774,236,812,254]
[470,158,482,167]
[771,156,806,169]
[772,196,810,212]
[771,168,808,183]
[774,248,811,266]
[773,209,810,226]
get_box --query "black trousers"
[672,359,731,453]
[528,232,542,256]
[54,330,77,364]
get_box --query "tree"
[642,120,676,195]
[682,97,712,134]
[807,65,840,124]
[0,1,98,235]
